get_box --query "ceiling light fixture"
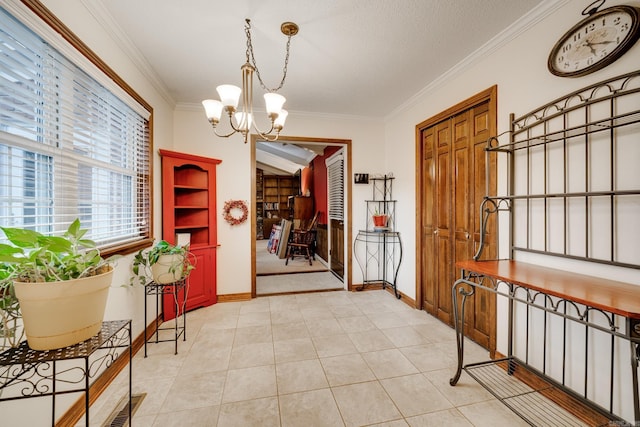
[202,19,299,144]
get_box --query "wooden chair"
[285,212,319,265]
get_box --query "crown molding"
[81,0,176,107]
[386,0,571,121]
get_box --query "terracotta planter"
[151,254,185,284]
[372,214,388,227]
[13,269,113,350]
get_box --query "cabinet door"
[163,247,216,320]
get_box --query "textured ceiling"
[92,0,547,118]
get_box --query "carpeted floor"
[255,239,344,295]
[256,239,329,276]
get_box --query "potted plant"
[372,207,389,228]
[0,219,116,350]
[129,240,194,286]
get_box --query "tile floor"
[256,271,344,295]
[86,290,537,427]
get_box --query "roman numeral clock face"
[548,5,640,77]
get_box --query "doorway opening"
[250,135,352,297]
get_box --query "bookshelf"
[260,174,300,238]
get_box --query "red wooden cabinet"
[159,149,221,320]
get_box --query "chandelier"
[202,19,299,144]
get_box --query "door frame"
[250,134,353,298]
[414,86,498,347]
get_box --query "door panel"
[467,102,495,349]
[163,247,214,320]
[435,234,451,323]
[435,120,452,322]
[452,112,473,332]
[422,129,436,312]
[330,218,344,277]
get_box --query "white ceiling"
[92,0,547,118]
[256,141,319,175]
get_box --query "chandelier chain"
[244,19,292,93]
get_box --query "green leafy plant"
[129,240,194,286]
[0,219,115,348]
[0,267,21,348]
[373,206,389,218]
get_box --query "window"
[0,4,151,252]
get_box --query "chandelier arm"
[209,112,242,138]
[213,127,239,139]
[245,20,293,93]
[256,131,281,142]
[227,111,243,133]
[251,120,275,138]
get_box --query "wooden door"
[467,101,496,349]
[417,88,496,351]
[434,120,453,323]
[330,219,344,277]
[421,127,436,313]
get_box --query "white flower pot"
[151,254,185,284]
[13,269,113,351]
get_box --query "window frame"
[2,0,154,256]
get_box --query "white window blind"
[326,151,344,220]
[0,6,150,248]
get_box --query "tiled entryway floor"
[86,290,543,426]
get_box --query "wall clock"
[547,1,640,77]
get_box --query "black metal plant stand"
[0,320,132,427]
[144,278,187,356]
[354,175,403,298]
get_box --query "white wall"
[173,107,385,294]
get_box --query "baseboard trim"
[352,283,416,308]
[217,292,252,302]
[56,315,161,427]
[257,287,344,297]
[257,268,330,277]
[385,286,416,308]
